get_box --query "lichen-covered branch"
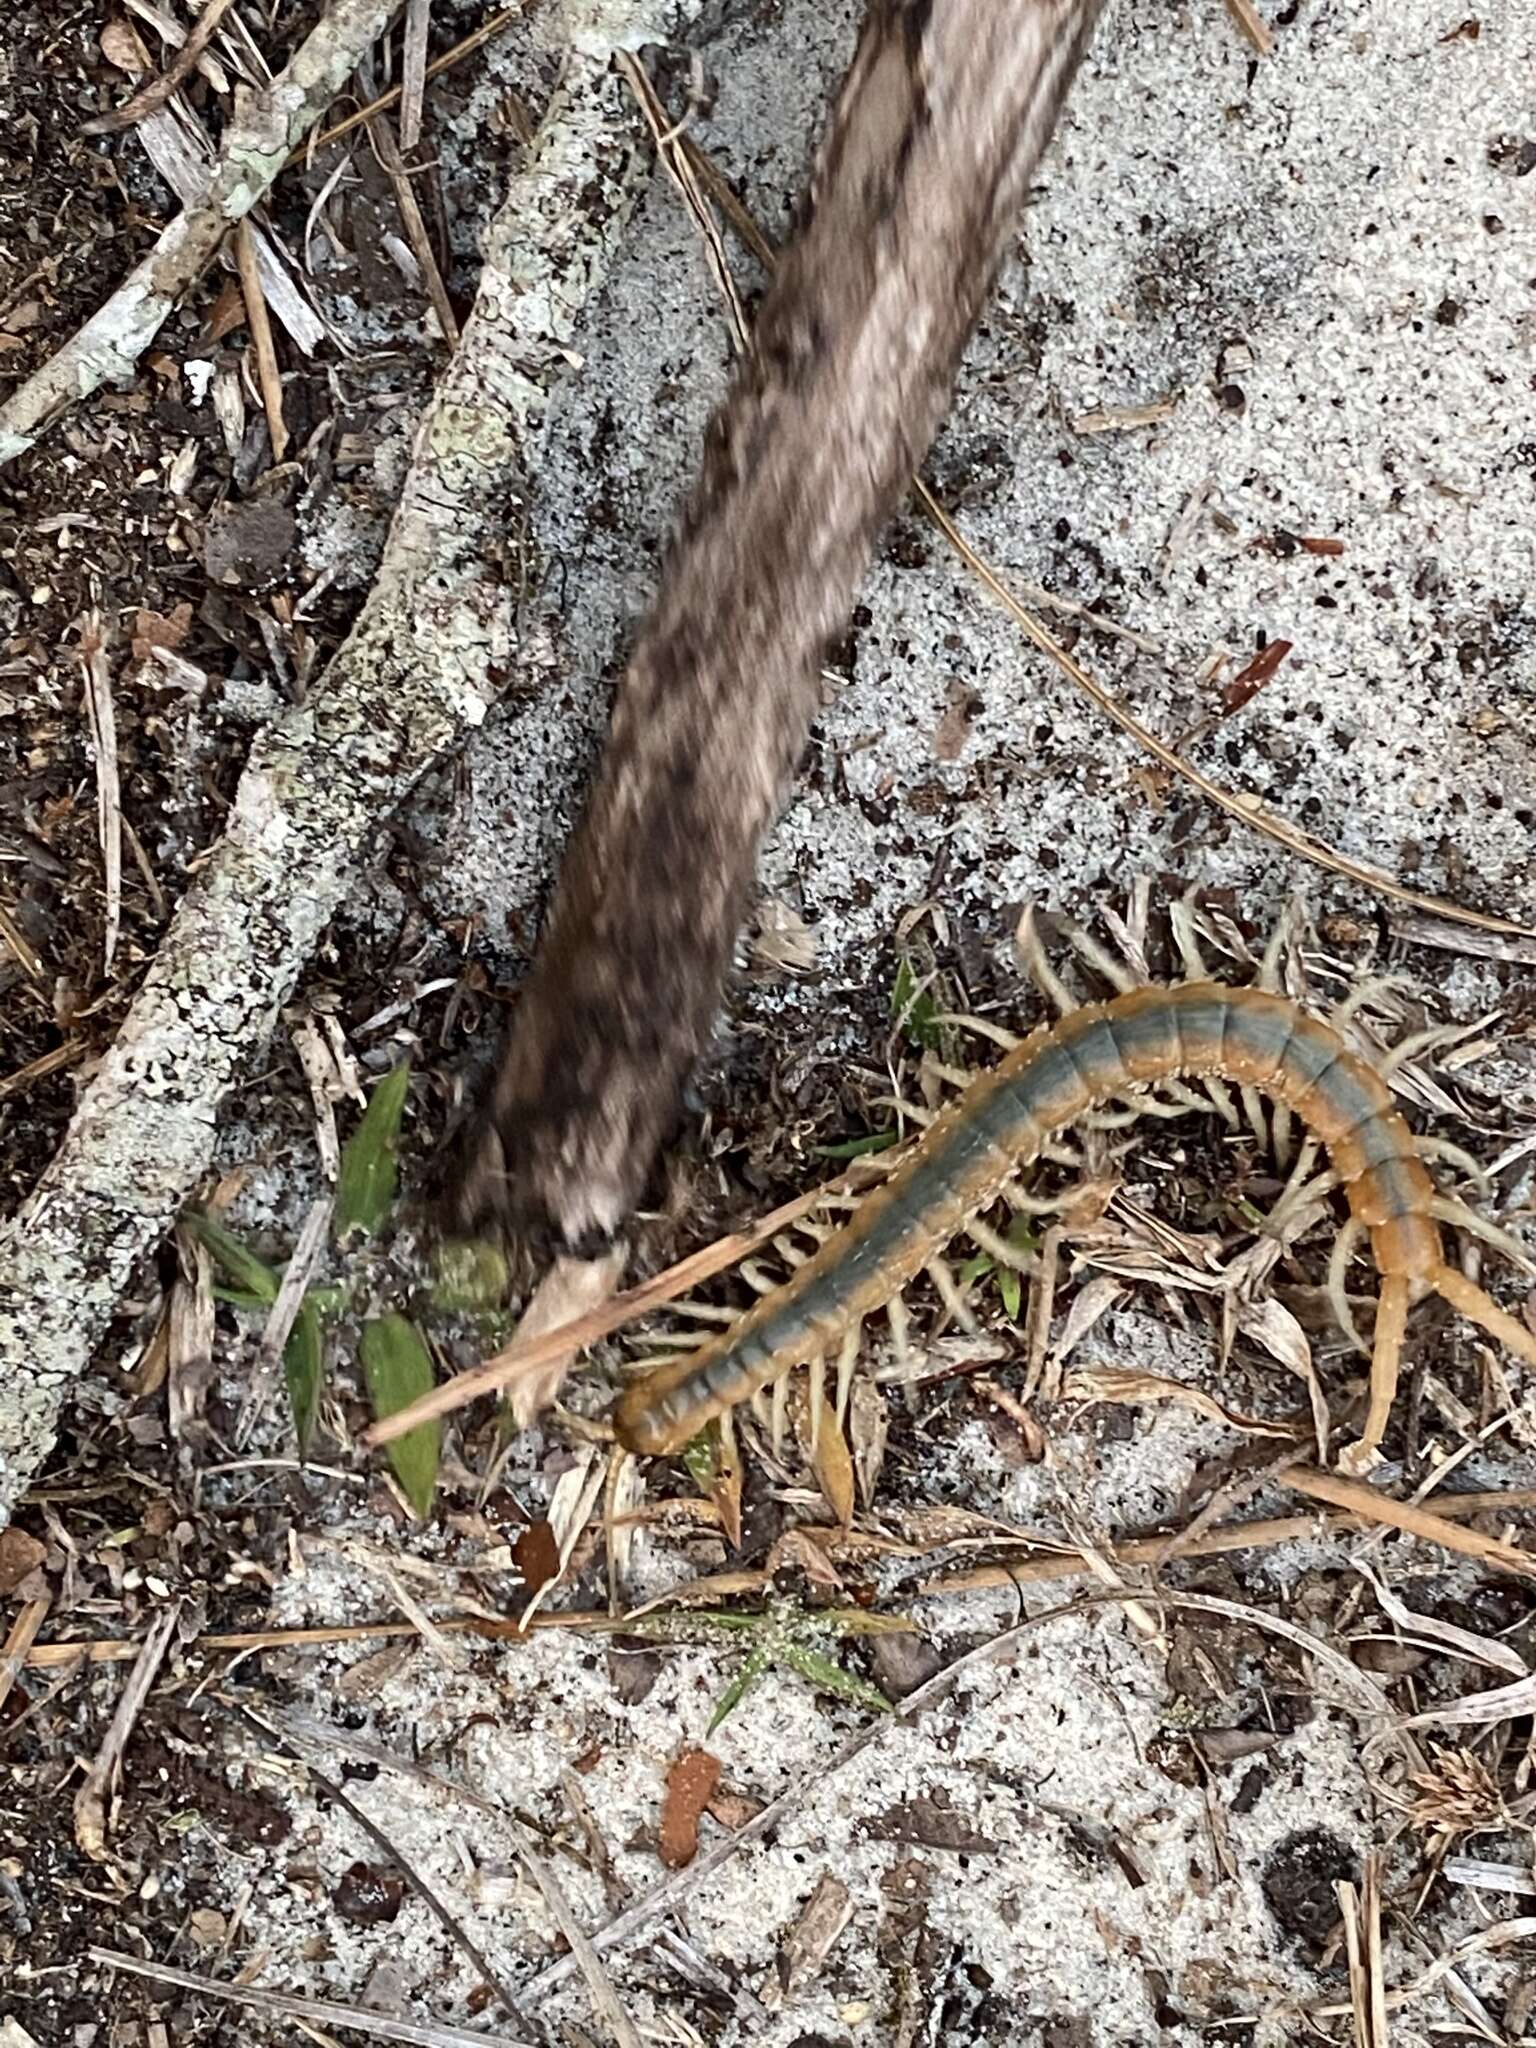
[0,0,704,1523]
[0,0,399,469]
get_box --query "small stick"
[367,110,460,346]
[0,1039,86,1105]
[74,612,123,975]
[1222,0,1275,56]
[89,1950,538,2048]
[293,3,525,165]
[1284,1466,1536,1580]
[81,0,241,134]
[73,1600,181,1861]
[26,1607,624,1671]
[234,219,289,462]
[0,1596,50,1714]
[400,0,431,150]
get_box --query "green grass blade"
[810,1130,899,1161]
[283,1296,326,1454]
[360,1313,439,1519]
[182,1211,281,1305]
[781,1642,893,1716]
[335,1062,411,1239]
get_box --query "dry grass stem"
[74,613,122,974]
[234,218,289,461]
[72,1600,181,1861]
[367,111,460,346]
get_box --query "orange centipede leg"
[1433,1265,1536,1371]
[1341,1272,1409,1474]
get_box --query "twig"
[88,1950,538,2048]
[0,1596,50,1715]
[80,0,242,135]
[366,110,460,346]
[234,219,289,462]
[72,1600,181,1862]
[1222,0,1275,56]
[362,1166,886,1446]
[0,1040,86,1106]
[25,1607,620,1671]
[1284,1467,1536,1581]
[294,3,525,164]
[0,901,44,983]
[511,1830,644,2048]
[924,1487,1536,1596]
[0,0,399,467]
[74,612,123,975]
[400,0,431,150]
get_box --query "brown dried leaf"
[660,1748,721,1869]
[794,1389,855,1526]
[131,603,193,664]
[0,1528,46,1597]
[1064,1365,1298,1438]
[1223,638,1294,715]
[512,1520,560,1597]
[767,1872,854,2004]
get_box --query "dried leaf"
[1235,1297,1313,1377]
[1049,1275,1127,1365]
[130,603,193,663]
[767,1873,854,2003]
[360,1314,439,1519]
[513,1521,560,1597]
[660,1748,720,1868]
[848,1376,889,1509]
[794,1389,855,1526]
[1064,1365,1297,1437]
[1223,638,1294,715]
[0,1528,46,1597]
[335,1062,411,1239]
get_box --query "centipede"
[613,906,1536,1471]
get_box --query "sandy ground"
[6,0,1536,2042]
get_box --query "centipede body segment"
[613,980,1536,1471]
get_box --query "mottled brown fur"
[447,0,1106,1248]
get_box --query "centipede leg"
[1328,1216,1369,1357]
[1338,1271,1408,1473]
[1201,1075,1242,1128]
[1016,905,1077,1017]
[934,1012,1021,1051]
[1170,896,1212,982]
[1413,1137,1492,1198]
[807,1352,826,1455]
[1433,1265,1536,1369]
[1057,915,1139,994]
[835,1323,860,1427]
[770,1370,790,1456]
[966,1216,1036,1271]
[927,1255,979,1333]
[1430,1198,1536,1274]
[1239,1083,1269,1153]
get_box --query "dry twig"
[73,613,123,976]
[72,1600,181,1862]
[81,0,242,136]
[233,219,289,461]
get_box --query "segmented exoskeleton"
[614,909,1536,1470]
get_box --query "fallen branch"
[0,0,704,1526]
[0,0,399,467]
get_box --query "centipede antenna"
[1201,1075,1242,1128]
[1433,1265,1536,1369]
[1328,1216,1369,1357]
[770,1371,789,1456]
[1170,896,1212,982]
[927,1255,979,1334]
[1057,915,1139,993]
[1429,1197,1536,1275]
[933,1012,1021,1051]
[835,1322,861,1426]
[1016,904,1077,1017]
[966,1216,1035,1272]
[1239,1083,1269,1153]
[1412,1136,1493,1198]
[807,1353,826,1455]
